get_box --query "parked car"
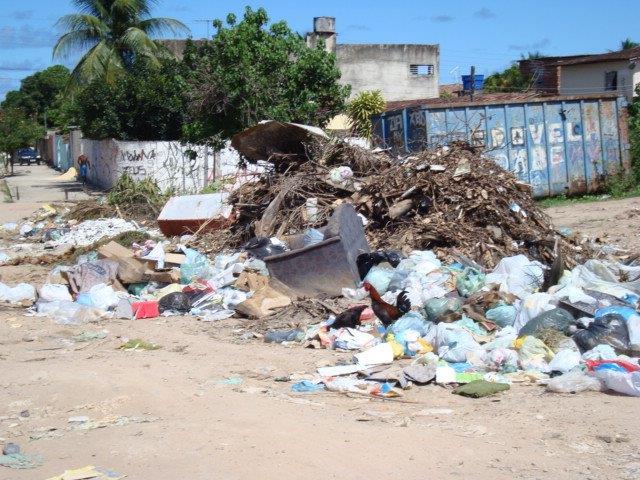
[16,147,42,165]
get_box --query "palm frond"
[53,30,101,59]
[138,17,190,37]
[55,14,107,35]
[71,1,110,19]
[112,0,157,18]
[70,40,124,86]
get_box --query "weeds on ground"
[1,179,13,202]
[107,174,171,214]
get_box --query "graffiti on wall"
[116,142,205,192]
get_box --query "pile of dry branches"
[207,140,592,268]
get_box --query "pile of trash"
[0,235,291,325]
[227,137,591,269]
[265,250,640,398]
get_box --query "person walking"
[78,154,90,185]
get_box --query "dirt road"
[1,199,640,479]
[545,197,640,253]
[1,164,92,223]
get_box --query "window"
[410,64,434,76]
[605,71,618,91]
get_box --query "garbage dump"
[0,127,638,400]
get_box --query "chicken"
[363,282,411,327]
[327,305,368,330]
[356,251,404,280]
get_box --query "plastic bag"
[180,248,213,284]
[547,370,602,393]
[572,314,630,354]
[595,306,640,352]
[302,228,324,247]
[86,283,119,311]
[514,335,555,372]
[485,255,544,298]
[424,297,461,321]
[264,329,304,344]
[592,369,640,396]
[485,348,519,373]
[485,304,517,327]
[435,323,484,363]
[242,237,287,259]
[455,268,485,297]
[388,311,435,338]
[158,292,192,313]
[363,265,395,295]
[581,344,618,361]
[39,284,72,302]
[518,308,575,337]
[0,282,36,304]
[513,293,556,333]
[548,348,582,373]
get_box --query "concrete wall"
[336,44,439,101]
[560,61,638,100]
[80,139,255,193]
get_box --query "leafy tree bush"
[346,90,385,139]
[483,64,531,93]
[0,108,43,170]
[76,60,187,140]
[182,7,350,147]
[1,65,73,128]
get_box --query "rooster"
[327,305,368,330]
[363,282,411,327]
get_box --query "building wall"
[560,61,637,99]
[336,44,439,101]
[79,139,256,193]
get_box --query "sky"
[0,0,637,100]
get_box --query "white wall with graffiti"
[80,139,259,193]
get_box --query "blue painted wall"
[372,96,630,198]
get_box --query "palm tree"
[621,38,639,50]
[53,0,189,85]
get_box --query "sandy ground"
[546,197,640,253]
[1,191,640,479]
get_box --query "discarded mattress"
[157,193,233,236]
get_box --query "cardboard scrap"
[98,241,180,284]
[235,284,291,318]
[46,464,125,480]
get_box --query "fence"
[372,94,631,197]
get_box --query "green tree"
[53,0,189,86]
[621,38,639,50]
[0,108,44,171]
[76,59,187,140]
[1,65,72,127]
[346,90,385,139]
[483,64,531,93]
[182,7,350,147]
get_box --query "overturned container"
[157,193,234,237]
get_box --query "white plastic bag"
[141,242,166,269]
[0,282,36,304]
[513,293,556,333]
[87,283,119,311]
[355,342,394,366]
[547,370,602,393]
[39,284,72,302]
[593,369,640,397]
[485,255,544,298]
[435,323,484,363]
[548,348,582,373]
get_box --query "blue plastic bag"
[180,248,213,284]
[291,380,325,393]
[485,304,517,327]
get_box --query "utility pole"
[470,66,476,101]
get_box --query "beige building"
[306,17,440,102]
[520,47,640,101]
